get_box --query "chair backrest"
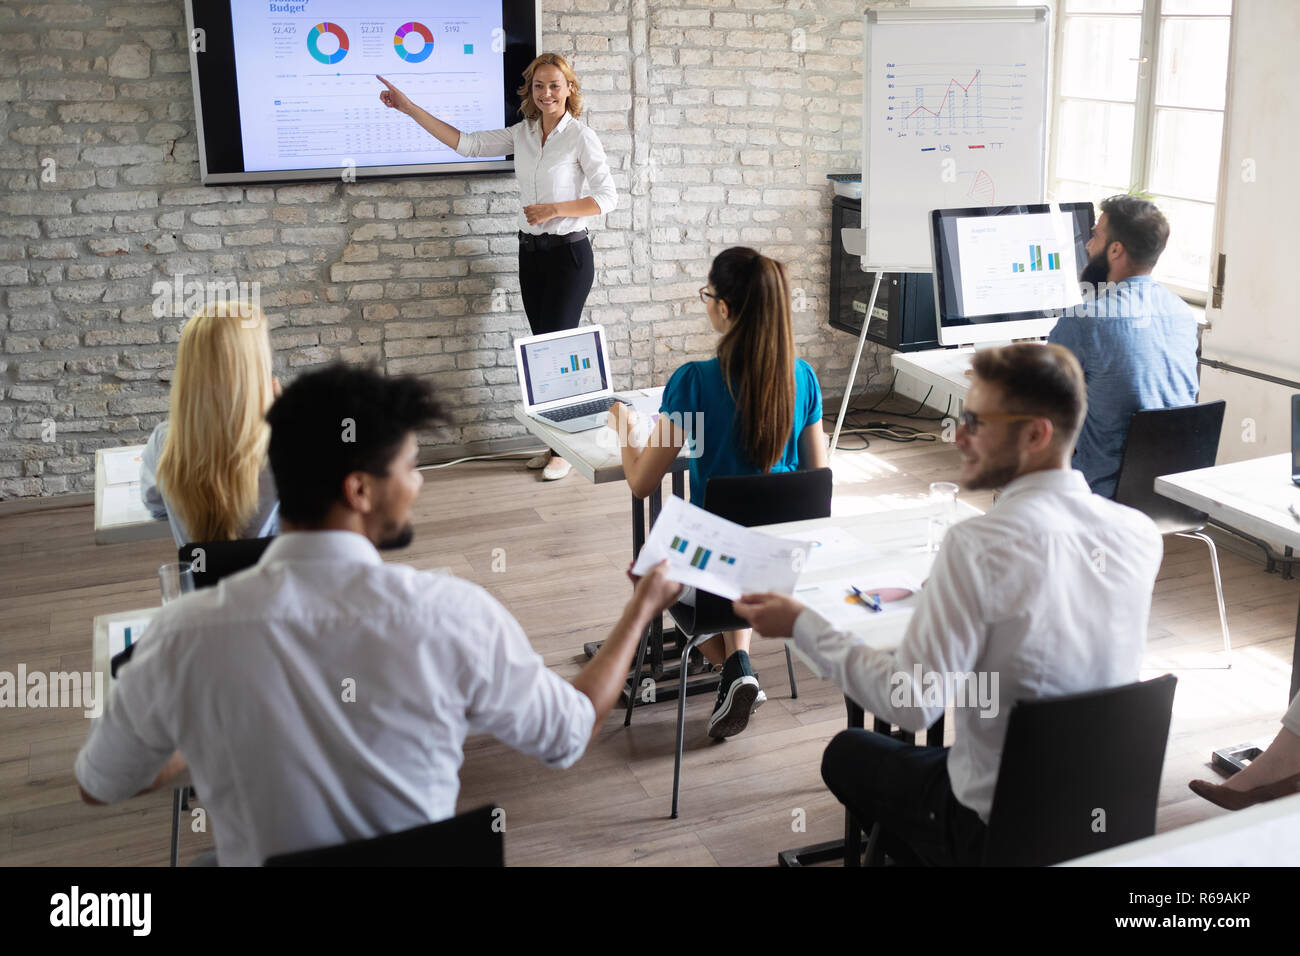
[688,468,834,632]
[982,674,1177,866]
[178,536,274,590]
[263,804,504,867]
[1112,401,1225,534]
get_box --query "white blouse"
[455,112,617,236]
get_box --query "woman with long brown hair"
[606,247,828,739]
[378,53,616,482]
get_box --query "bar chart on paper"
[636,497,808,600]
[669,536,738,571]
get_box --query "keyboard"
[539,397,618,423]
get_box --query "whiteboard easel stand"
[831,6,1051,460]
[829,270,884,458]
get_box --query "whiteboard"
[861,6,1051,272]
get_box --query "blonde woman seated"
[141,304,281,547]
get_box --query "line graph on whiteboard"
[883,62,1028,140]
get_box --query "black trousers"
[518,235,594,336]
[820,729,987,866]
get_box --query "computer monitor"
[929,202,1096,348]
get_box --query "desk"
[763,500,983,656]
[758,498,984,865]
[94,445,170,545]
[511,389,698,701]
[1062,790,1300,866]
[890,346,976,411]
[1155,454,1300,701]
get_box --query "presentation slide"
[955,211,1083,317]
[524,332,605,405]
[230,1,507,173]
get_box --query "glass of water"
[928,482,959,552]
[159,562,195,605]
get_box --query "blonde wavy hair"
[156,303,274,542]
[517,53,583,121]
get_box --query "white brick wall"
[0,0,902,498]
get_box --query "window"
[1050,0,1232,299]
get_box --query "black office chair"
[264,804,505,867]
[178,536,275,590]
[982,674,1178,865]
[655,467,834,818]
[861,674,1178,866]
[1112,401,1230,663]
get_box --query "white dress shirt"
[455,112,617,235]
[75,531,595,866]
[792,469,1164,822]
[140,420,280,547]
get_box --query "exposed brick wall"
[0,0,900,499]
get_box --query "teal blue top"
[660,357,823,506]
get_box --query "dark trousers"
[820,729,987,866]
[518,236,594,336]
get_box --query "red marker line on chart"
[904,70,981,120]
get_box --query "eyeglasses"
[957,410,1041,435]
[698,287,721,305]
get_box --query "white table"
[1063,790,1300,866]
[509,388,685,485]
[94,445,170,545]
[760,499,984,676]
[1156,454,1300,700]
[890,346,977,411]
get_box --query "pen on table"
[850,585,882,612]
[1289,502,1300,524]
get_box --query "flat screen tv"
[185,1,541,185]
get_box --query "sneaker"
[525,454,550,470]
[707,650,761,739]
[542,457,572,481]
[752,688,767,713]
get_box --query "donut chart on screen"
[393,22,434,62]
[307,22,349,65]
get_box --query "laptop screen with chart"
[516,327,613,412]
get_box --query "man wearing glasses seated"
[734,343,1164,865]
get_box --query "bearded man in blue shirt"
[1047,195,1200,498]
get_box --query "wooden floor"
[0,406,1296,866]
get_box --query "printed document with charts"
[631,495,813,600]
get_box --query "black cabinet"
[829,196,938,352]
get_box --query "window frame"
[1048,0,1232,304]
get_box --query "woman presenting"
[378,53,617,482]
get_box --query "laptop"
[1292,394,1300,487]
[514,325,632,433]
